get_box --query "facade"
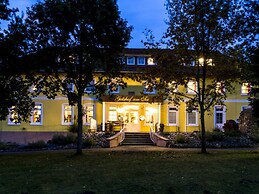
[0,49,251,143]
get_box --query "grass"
[0,149,259,194]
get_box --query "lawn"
[0,149,259,194]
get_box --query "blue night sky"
[4,0,168,48]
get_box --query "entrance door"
[123,106,140,132]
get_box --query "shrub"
[82,138,96,148]
[27,140,47,149]
[223,120,238,132]
[224,130,242,137]
[205,131,224,142]
[175,134,186,144]
[68,124,78,133]
[51,133,76,145]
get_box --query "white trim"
[241,105,252,111]
[33,96,97,101]
[30,103,43,126]
[224,99,249,103]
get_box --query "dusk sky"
[3,0,168,48]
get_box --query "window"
[137,57,145,65]
[8,107,20,125]
[83,105,94,125]
[31,103,43,125]
[145,107,155,124]
[187,81,197,94]
[241,83,251,95]
[84,80,95,94]
[168,81,178,93]
[187,109,198,126]
[127,56,135,65]
[108,107,117,121]
[62,104,74,125]
[67,83,74,92]
[168,106,178,126]
[241,106,251,111]
[108,85,120,94]
[143,85,156,94]
[216,82,225,94]
[214,106,226,129]
[147,57,155,65]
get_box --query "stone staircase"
[121,132,154,146]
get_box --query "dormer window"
[137,57,145,65]
[241,83,251,95]
[147,57,155,65]
[127,56,135,65]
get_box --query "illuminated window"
[168,106,178,126]
[168,81,178,93]
[8,106,20,125]
[62,104,74,125]
[187,81,197,94]
[127,56,135,65]
[187,109,198,126]
[147,57,155,65]
[137,57,146,65]
[83,105,94,125]
[241,83,251,95]
[216,82,225,94]
[108,107,117,121]
[145,107,155,124]
[143,84,156,94]
[31,103,43,125]
[108,85,120,94]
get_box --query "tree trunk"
[200,108,206,153]
[76,94,83,155]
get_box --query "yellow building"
[0,49,251,143]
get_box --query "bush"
[223,120,238,132]
[27,140,47,149]
[51,133,76,145]
[68,124,78,133]
[224,130,242,137]
[175,134,186,144]
[206,131,224,142]
[82,138,96,148]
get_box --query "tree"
[141,0,258,153]
[25,0,132,154]
[0,1,35,122]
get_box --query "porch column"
[102,102,106,131]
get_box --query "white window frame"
[187,81,197,94]
[83,104,94,125]
[137,56,146,65]
[127,56,135,65]
[62,104,74,125]
[241,83,251,96]
[8,107,20,125]
[30,103,43,125]
[108,107,117,121]
[187,109,198,126]
[214,105,226,129]
[168,106,178,126]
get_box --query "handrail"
[106,124,126,148]
[150,125,169,147]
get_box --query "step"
[121,132,154,146]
